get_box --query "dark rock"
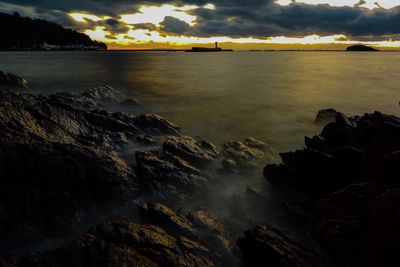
[0,71,28,90]
[81,86,139,106]
[183,208,234,264]
[356,112,400,183]
[0,91,180,151]
[0,90,182,252]
[312,183,400,267]
[368,189,400,267]
[265,147,363,197]
[81,85,125,103]
[48,92,98,110]
[0,142,137,253]
[265,111,400,196]
[138,202,234,265]
[237,225,329,267]
[383,151,400,187]
[134,114,181,137]
[136,135,156,145]
[135,136,219,201]
[3,221,219,267]
[135,150,209,201]
[315,108,338,124]
[304,135,327,152]
[138,202,199,240]
[222,137,278,170]
[163,136,219,167]
[320,113,356,148]
[346,45,379,51]
[313,183,400,267]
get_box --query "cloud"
[2,0,400,42]
[160,16,191,34]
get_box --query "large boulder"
[163,136,219,167]
[0,141,137,254]
[135,136,218,201]
[135,150,209,201]
[0,91,179,151]
[265,111,400,197]
[137,202,234,264]
[314,183,400,267]
[138,202,199,240]
[222,138,279,172]
[315,108,338,124]
[368,189,400,267]
[313,183,381,267]
[264,147,364,197]
[237,225,329,267]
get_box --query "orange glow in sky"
[68,2,400,49]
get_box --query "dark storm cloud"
[133,23,158,31]
[160,16,191,34]
[1,0,400,39]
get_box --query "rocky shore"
[0,72,399,266]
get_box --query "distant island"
[346,44,379,51]
[185,42,233,52]
[0,12,107,51]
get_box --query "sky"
[2,0,400,49]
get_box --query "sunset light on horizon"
[3,0,400,49]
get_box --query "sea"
[1,51,399,152]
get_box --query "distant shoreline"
[2,49,400,52]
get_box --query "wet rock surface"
[0,90,179,150]
[0,142,136,247]
[3,220,220,267]
[0,89,179,253]
[315,108,338,124]
[2,202,234,267]
[313,183,400,267]
[48,92,99,110]
[0,71,28,90]
[237,225,329,267]
[135,148,211,201]
[163,136,219,167]
[265,111,400,196]
[81,85,138,105]
[138,202,234,264]
[222,137,279,172]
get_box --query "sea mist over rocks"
[2,51,400,266]
[0,72,325,265]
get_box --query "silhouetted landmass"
[346,45,379,51]
[0,12,106,51]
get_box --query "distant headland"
[346,44,380,51]
[0,12,107,51]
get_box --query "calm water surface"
[1,51,399,151]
